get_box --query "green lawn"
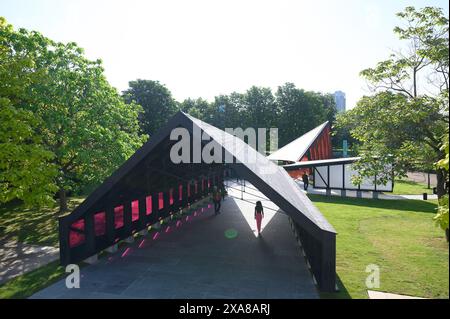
[0,197,85,299]
[0,261,66,299]
[0,197,85,247]
[309,195,449,299]
[392,179,433,195]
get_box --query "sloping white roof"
[267,121,329,162]
[283,157,361,169]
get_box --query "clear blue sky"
[1,0,448,108]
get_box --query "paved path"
[407,171,436,186]
[368,290,425,299]
[0,241,59,285]
[31,185,317,299]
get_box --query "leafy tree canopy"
[123,79,178,137]
[336,6,449,196]
[1,17,147,210]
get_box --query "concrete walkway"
[368,290,425,299]
[31,184,317,299]
[0,241,59,285]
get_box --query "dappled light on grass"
[0,197,85,247]
[0,261,65,299]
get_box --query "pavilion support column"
[58,220,71,266]
[105,204,115,244]
[83,212,97,264]
[123,201,133,236]
[319,232,337,292]
[138,195,147,231]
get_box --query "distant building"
[333,91,346,113]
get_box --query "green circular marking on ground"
[224,228,238,239]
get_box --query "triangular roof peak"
[267,121,329,163]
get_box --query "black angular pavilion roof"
[67,111,336,236]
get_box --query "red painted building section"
[288,124,332,179]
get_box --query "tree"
[434,132,449,242]
[2,19,147,212]
[123,80,178,137]
[0,17,57,207]
[276,83,336,147]
[213,93,246,129]
[242,86,278,130]
[179,97,212,123]
[336,6,449,197]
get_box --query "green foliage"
[434,195,449,231]
[0,17,57,206]
[276,83,336,146]
[434,133,449,232]
[336,6,449,192]
[123,79,178,136]
[436,133,449,171]
[0,102,57,206]
[178,83,336,149]
[1,17,147,208]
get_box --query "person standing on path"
[302,172,309,191]
[255,201,264,236]
[213,187,222,215]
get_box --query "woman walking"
[254,201,264,236]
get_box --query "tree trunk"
[59,188,68,213]
[435,168,448,199]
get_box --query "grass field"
[0,197,84,299]
[309,195,449,299]
[0,197,84,247]
[393,179,434,195]
[0,261,66,299]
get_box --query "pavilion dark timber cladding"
[58,111,337,292]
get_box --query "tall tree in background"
[1,19,147,211]
[336,6,449,197]
[123,80,178,137]
[179,97,212,123]
[242,86,278,129]
[212,93,244,129]
[276,83,336,146]
[179,85,335,154]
